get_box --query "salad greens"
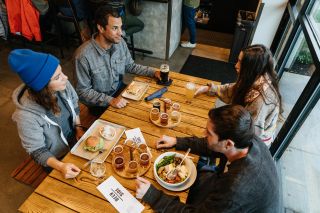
[156,154,175,171]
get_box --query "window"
[278,98,320,212]
[277,30,316,130]
[307,0,320,41]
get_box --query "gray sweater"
[12,82,80,167]
[75,36,155,107]
[143,137,280,212]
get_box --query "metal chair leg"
[130,34,135,60]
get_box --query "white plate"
[153,160,197,192]
[99,125,116,141]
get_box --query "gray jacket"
[75,36,155,107]
[12,82,80,167]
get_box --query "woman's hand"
[59,162,81,179]
[156,135,177,149]
[195,85,210,96]
[136,176,151,199]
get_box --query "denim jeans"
[182,5,196,44]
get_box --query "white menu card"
[97,176,144,213]
[125,128,152,157]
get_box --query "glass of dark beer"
[160,64,170,83]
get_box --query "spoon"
[166,148,191,180]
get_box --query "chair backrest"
[128,0,142,16]
[50,0,79,20]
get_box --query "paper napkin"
[125,128,152,157]
[97,176,144,213]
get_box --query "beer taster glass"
[185,82,196,103]
[160,64,170,83]
[90,162,106,178]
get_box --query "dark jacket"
[142,137,280,213]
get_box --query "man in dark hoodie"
[136,105,280,212]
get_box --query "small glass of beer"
[150,108,160,121]
[160,64,170,83]
[185,82,196,103]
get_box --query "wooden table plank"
[134,75,219,103]
[49,158,189,203]
[100,110,193,138]
[35,177,118,213]
[19,193,77,213]
[106,106,206,137]
[123,96,211,121]
[143,87,215,111]
[135,72,220,87]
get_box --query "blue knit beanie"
[8,49,60,92]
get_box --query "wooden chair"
[49,0,85,58]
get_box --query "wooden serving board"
[149,109,182,128]
[121,81,149,101]
[111,145,151,179]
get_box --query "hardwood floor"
[191,43,230,62]
[181,28,231,62]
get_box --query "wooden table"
[19,72,219,212]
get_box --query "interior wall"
[252,0,288,47]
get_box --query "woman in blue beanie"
[9,49,85,179]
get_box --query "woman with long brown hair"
[9,49,85,178]
[196,44,281,146]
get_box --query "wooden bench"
[10,156,47,188]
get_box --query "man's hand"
[156,135,177,149]
[109,97,129,108]
[59,163,80,179]
[154,70,161,80]
[136,176,151,199]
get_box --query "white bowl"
[153,151,192,187]
[99,125,116,141]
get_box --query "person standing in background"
[181,0,200,48]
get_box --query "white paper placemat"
[97,176,144,213]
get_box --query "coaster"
[157,79,173,86]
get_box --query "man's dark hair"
[208,105,254,148]
[94,5,121,29]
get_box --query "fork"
[82,149,106,169]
